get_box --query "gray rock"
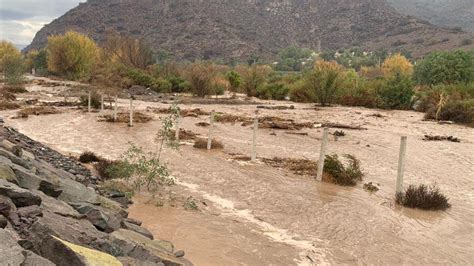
[124,217,142,226]
[0,162,19,184]
[39,180,62,198]
[174,250,185,258]
[0,179,42,207]
[0,229,25,265]
[21,250,55,266]
[0,149,32,170]
[0,195,19,225]
[11,164,43,190]
[0,214,7,228]
[17,205,43,218]
[70,202,122,233]
[121,221,154,240]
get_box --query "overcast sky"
[0,0,83,45]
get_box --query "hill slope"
[387,0,474,32]
[26,0,474,60]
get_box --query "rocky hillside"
[26,0,473,60]
[0,125,192,265]
[387,0,474,32]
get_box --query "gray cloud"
[0,0,84,45]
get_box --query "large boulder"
[21,250,55,266]
[0,148,32,170]
[39,180,63,198]
[111,229,192,266]
[121,220,154,240]
[0,229,27,265]
[39,235,122,266]
[70,202,122,233]
[0,179,41,207]
[0,162,18,184]
[35,190,82,219]
[0,195,19,225]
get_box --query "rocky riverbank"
[0,124,192,265]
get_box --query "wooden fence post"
[396,136,408,194]
[175,114,181,141]
[207,111,215,150]
[129,98,133,127]
[87,91,91,113]
[251,115,258,161]
[114,96,118,122]
[316,128,329,181]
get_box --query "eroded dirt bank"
[2,78,473,265]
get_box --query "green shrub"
[396,184,450,211]
[461,39,473,46]
[167,76,190,93]
[127,68,155,88]
[79,91,101,109]
[152,78,172,93]
[379,73,414,109]
[256,83,289,100]
[323,154,364,186]
[79,151,100,163]
[425,99,474,125]
[289,80,315,102]
[339,79,382,108]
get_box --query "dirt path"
[2,80,473,265]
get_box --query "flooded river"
[2,92,473,265]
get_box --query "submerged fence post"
[316,127,329,182]
[207,110,215,150]
[101,94,104,112]
[114,96,118,122]
[129,97,134,127]
[175,113,181,141]
[396,136,407,194]
[87,91,91,113]
[251,115,258,161]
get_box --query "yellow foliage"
[52,236,122,266]
[382,53,413,77]
[0,40,21,71]
[46,31,99,80]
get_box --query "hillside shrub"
[256,83,289,100]
[47,31,99,80]
[289,80,315,102]
[323,154,364,186]
[79,151,101,163]
[396,184,450,211]
[379,73,414,109]
[167,75,190,93]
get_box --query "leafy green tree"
[225,70,241,95]
[379,73,414,109]
[3,54,26,87]
[0,41,21,72]
[47,31,99,80]
[414,50,474,86]
[306,61,346,106]
[274,46,314,71]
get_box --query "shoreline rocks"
[0,125,192,265]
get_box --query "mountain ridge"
[26,0,474,60]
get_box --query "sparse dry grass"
[170,129,198,140]
[396,184,450,211]
[15,106,60,118]
[99,112,152,123]
[0,101,20,110]
[261,157,317,176]
[193,138,223,149]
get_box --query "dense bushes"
[323,154,364,186]
[47,31,99,80]
[396,184,450,211]
[425,99,474,125]
[256,83,289,100]
[378,73,414,109]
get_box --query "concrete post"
[100,94,104,112]
[114,96,118,122]
[251,115,258,161]
[88,91,91,113]
[396,136,407,194]
[129,98,133,127]
[316,128,329,181]
[175,114,181,141]
[207,111,215,150]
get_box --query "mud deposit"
[1,78,473,265]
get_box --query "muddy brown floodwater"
[2,80,473,265]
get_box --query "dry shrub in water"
[396,184,450,211]
[100,111,152,123]
[0,101,20,110]
[95,159,119,180]
[262,157,317,176]
[170,129,197,140]
[16,106,60,118]
[79,151,101,163]
[193,138,223,150]
[323,154,363,186]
